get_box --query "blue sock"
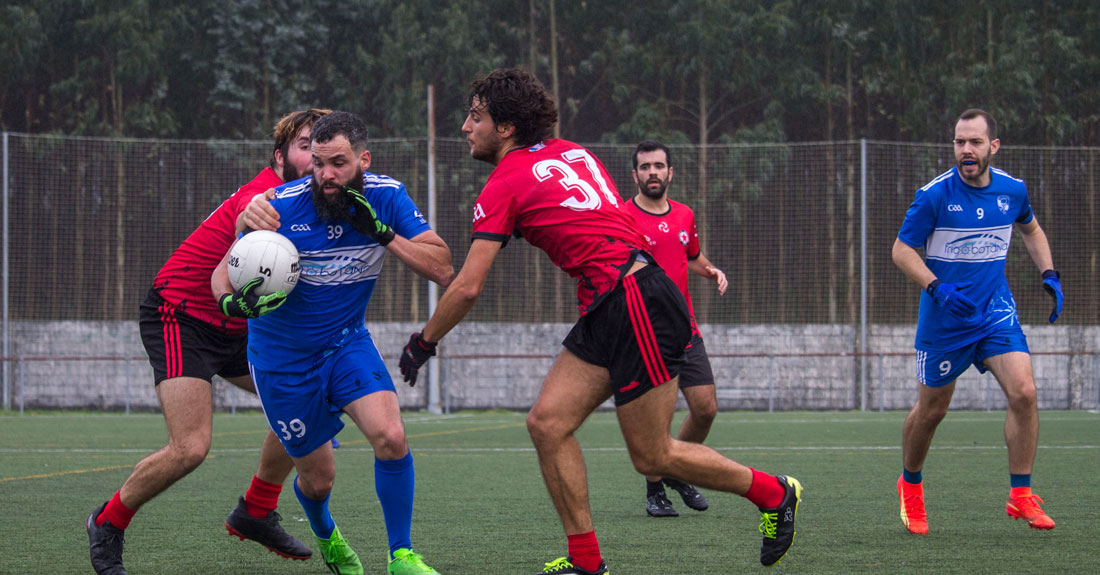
[902,468,923,484]
[375,452,415,557]
[293,476,335,539]
[1010,473,1031,489]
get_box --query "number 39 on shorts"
[276,418,306,440]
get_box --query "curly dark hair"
[310,110,369,151]
[468,68,557,148]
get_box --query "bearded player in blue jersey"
[213,111,454,575]
[892,109,1064,535]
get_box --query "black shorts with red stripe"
[679,334,715,389]
[563,264,692,406]
[139,289,249,386]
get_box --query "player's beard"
[637,176,669,200]
[281,159,304,183]
[471,137,503,164]
[956,149,992,185]
[311,173,358,221]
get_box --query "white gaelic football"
[227,230,300,296]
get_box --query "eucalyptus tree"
[0,4,45,130]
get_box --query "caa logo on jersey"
[947,204,963,212]
[290,224,312,232]
[678,230,689,245]
[997,195,1010,214]
[472,203,487,223]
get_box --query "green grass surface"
[1,409,1097,574]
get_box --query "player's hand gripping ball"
[227,230,300,296]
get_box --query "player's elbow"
[451,278,483,304]
[434,264,456,288]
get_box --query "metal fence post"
[859,138,868,411]
[17,355,23,415]
[878,353,885,412]
[2,131,9,412]
[768,354,775,413]
[426,84,442,415]
[125,357,131,415]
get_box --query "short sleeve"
[471,179,517,243]
[1016,189,1035,224]
[386,183,432,240]
[686,209,701,260]
[896,188,937,249]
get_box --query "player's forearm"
[688,256,714,278]
[387,234,455,287]
[892,238,936,290]
[421,275,481,343]
[1018,220,1055,273]
[211,251,234,300]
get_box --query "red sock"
[244,475,282,518]
[743,468,786,509]
[97,491,137,529]
[1010,486,1033,499]
[567,531,602,573]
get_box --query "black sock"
[646,480,664,496]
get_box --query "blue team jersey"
[247,172,431,372]
[897,166,1035,352]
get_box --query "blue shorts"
[251,332,396,457]
[916,323,1030,387]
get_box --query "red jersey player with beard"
[86,109,329,575]
[395,68,803,573]
[622,140,727,520]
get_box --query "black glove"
[399,332,437,387]
[343,186,395,246]
[1041,269,1063,323]
[219,277,288,319]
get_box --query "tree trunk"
[845,47,857,326]
[696,63,709,324]
[550,0,560,139]
[824,35,838,323]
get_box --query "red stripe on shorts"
[623,275,670,385]
[159,302,182,379]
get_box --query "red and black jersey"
[622,197,700,317]
[151,167,283,334]
[470,139,648,314]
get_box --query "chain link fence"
[3,133,1097,411]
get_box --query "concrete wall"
[5,321,1098,412]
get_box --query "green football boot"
[388,548,441,574]
[315,525,363,575]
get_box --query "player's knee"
[629,450,670,477]
[526,410,563,445]
[693,404,718,428]
[372,429,408,459]
[170,440,210,474]
[915,397,950,423]
[297,472,334,499]
[921,406,948,426]
[1006,383,1037,410]
[363,419,407,459]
